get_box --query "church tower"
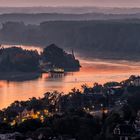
[72,49,75,59]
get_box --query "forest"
[1,20,140,60]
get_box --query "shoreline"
[0,72,41,81]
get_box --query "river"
[0,45,140,109]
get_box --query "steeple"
[72,49,75,59]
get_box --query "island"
[0,46,41,81]
[41,44,80,72]
[0,44,80,81]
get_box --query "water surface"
[0,45,140,109]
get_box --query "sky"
[0,0,140,7]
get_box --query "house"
[128,76,140,87]
[131,78,140,86]
[21,108,34,118]
[58,93,106,112]
[17,108,36,123]
[113,124,137,140]
[0,132,22,140]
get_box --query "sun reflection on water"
[0,45,140,109]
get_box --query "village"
[0,75,140,139]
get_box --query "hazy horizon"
[1,6,140,8]
[1,0,140,8]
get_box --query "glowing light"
[37,111,40,115]
[40,115,44,122]
[11,120,16,126]
[22,118,26,122]
[3,118,7,121]
[87,108,90,111]
[32,114,38,119]
[83,107,86,110]
[103,109,108,114]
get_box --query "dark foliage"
[0,47,39,72]
[2,21,140,60]
[42,44,80,71]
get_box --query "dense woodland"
[1,76,140,139]
[0,44,80,72]
[0,47,39,72]
[42,44,80,71]
[1,20,140,60]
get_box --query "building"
[0,132,22,140]
[128,76,140,87]
[17,108,36,123]
[113,124,137,140]
[132,78,140,86]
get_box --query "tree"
[16,119,42,133]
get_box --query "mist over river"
[0,45,140,109]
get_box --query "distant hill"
[2,13,140,25]
[1,7,140,14]
[1,20,140,60]
[1,7,140,25]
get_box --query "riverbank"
[0,72,41,81]
[0,76,139,140]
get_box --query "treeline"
[1,76,140,139]
[1,13,140,25]
[0,44,80,72]
[0,47,39,72]
[42,44,80,71]
[1,20,140,60]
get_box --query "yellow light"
[44,109,48,114]
[37,111,40,115]
[3,118,7,121]
[104,109,108,114]
[32,114,38,119]
[11,120,16,126]
[40,115,44,122]
[22,118,26,122]
[27,113,30,117]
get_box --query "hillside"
[2,7,140,14]
[1,13,140,24]
[1,20,140,60]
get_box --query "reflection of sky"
[0,45,140,109]
[0,58,139,109]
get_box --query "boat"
[49,68,64,74]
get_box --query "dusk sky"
[1,0,140,7]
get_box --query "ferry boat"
[49,68,64,74]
